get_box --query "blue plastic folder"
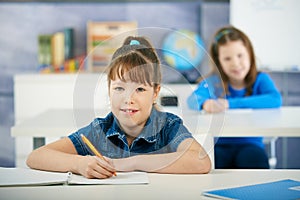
[202,179,300,200]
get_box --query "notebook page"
[0,167,68,186]
[68,171,149,185]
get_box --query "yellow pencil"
[80,134,117,176]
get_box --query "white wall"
[230,0,300,71]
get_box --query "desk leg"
[282,138,288,168]
[33,137,45,149]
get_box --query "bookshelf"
[37,27,83,73]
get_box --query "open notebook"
[202,179,300,200]
[0,167,149,186]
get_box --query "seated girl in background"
[27,36,211,178]
[187,26,282,169]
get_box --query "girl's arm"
[187,82,212,111]
[187,75,222,111]
[228,93,281,109]
[111,138,212,174]
[228,73,282,109]
[26,137,116,179]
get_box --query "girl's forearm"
[113,150,211,174]
[26,147,82,173]
[136,150,211,174]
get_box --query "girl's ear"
[153,85,161,99]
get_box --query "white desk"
[0,169,299,200]
[12,106,300,138]
[11,106,300,167]
[183,107,300,137]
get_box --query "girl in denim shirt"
[27,36,211,178]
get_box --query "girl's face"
[218,40,251,87]
[109,77,160,136]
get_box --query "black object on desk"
[160,96,178,106]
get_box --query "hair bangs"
[109,53,154,86]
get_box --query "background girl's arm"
[26,137,116,179]
[228,73,282,109]
[187,80,214,111]
[111,138,211,174]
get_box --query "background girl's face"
[218,40,251,86]
[109,77,159,135]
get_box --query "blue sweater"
[187,72,282,147]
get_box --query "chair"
[263,137,278,169]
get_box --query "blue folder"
[202,179,300,200]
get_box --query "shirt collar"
[105,108,166,143]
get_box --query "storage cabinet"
[86,21,137,72]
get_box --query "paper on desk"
[0,167,149,186]
[0,167,68,186]
[68,171,149,185]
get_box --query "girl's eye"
[224,57,231,61]
[114,87,124,91]
[137,87,146,92]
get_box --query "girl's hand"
[217,98,229,110]
[203,99,228,113]
[76,155,116,179]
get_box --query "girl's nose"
[231,57,239,67]
[124,91,134,104]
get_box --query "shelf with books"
[38,27,79,73]
[39,54,86,74]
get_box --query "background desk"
[12,106,300,137]
[0,169,300,200]
[11,107,300,167]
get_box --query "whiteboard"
[230,0,300,71]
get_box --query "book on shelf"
[51,32,65,71]
[38,34,52,67]
[38,27,77,73]
[0,167,149,186]
[202,179,300,200]
[64,28,74,60]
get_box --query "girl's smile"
[109,77,159,137]
[120,108,139,116]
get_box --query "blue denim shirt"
[68,108,193,158]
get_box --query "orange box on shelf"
[87,21,137,72]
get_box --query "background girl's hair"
[107,36,161,89]
[209,25,258,96]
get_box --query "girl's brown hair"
[107,36,161,92]
[209,26,258,96]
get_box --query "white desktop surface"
[0,169,299,200]
[11,106,300,137]
[10,106,300,167]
